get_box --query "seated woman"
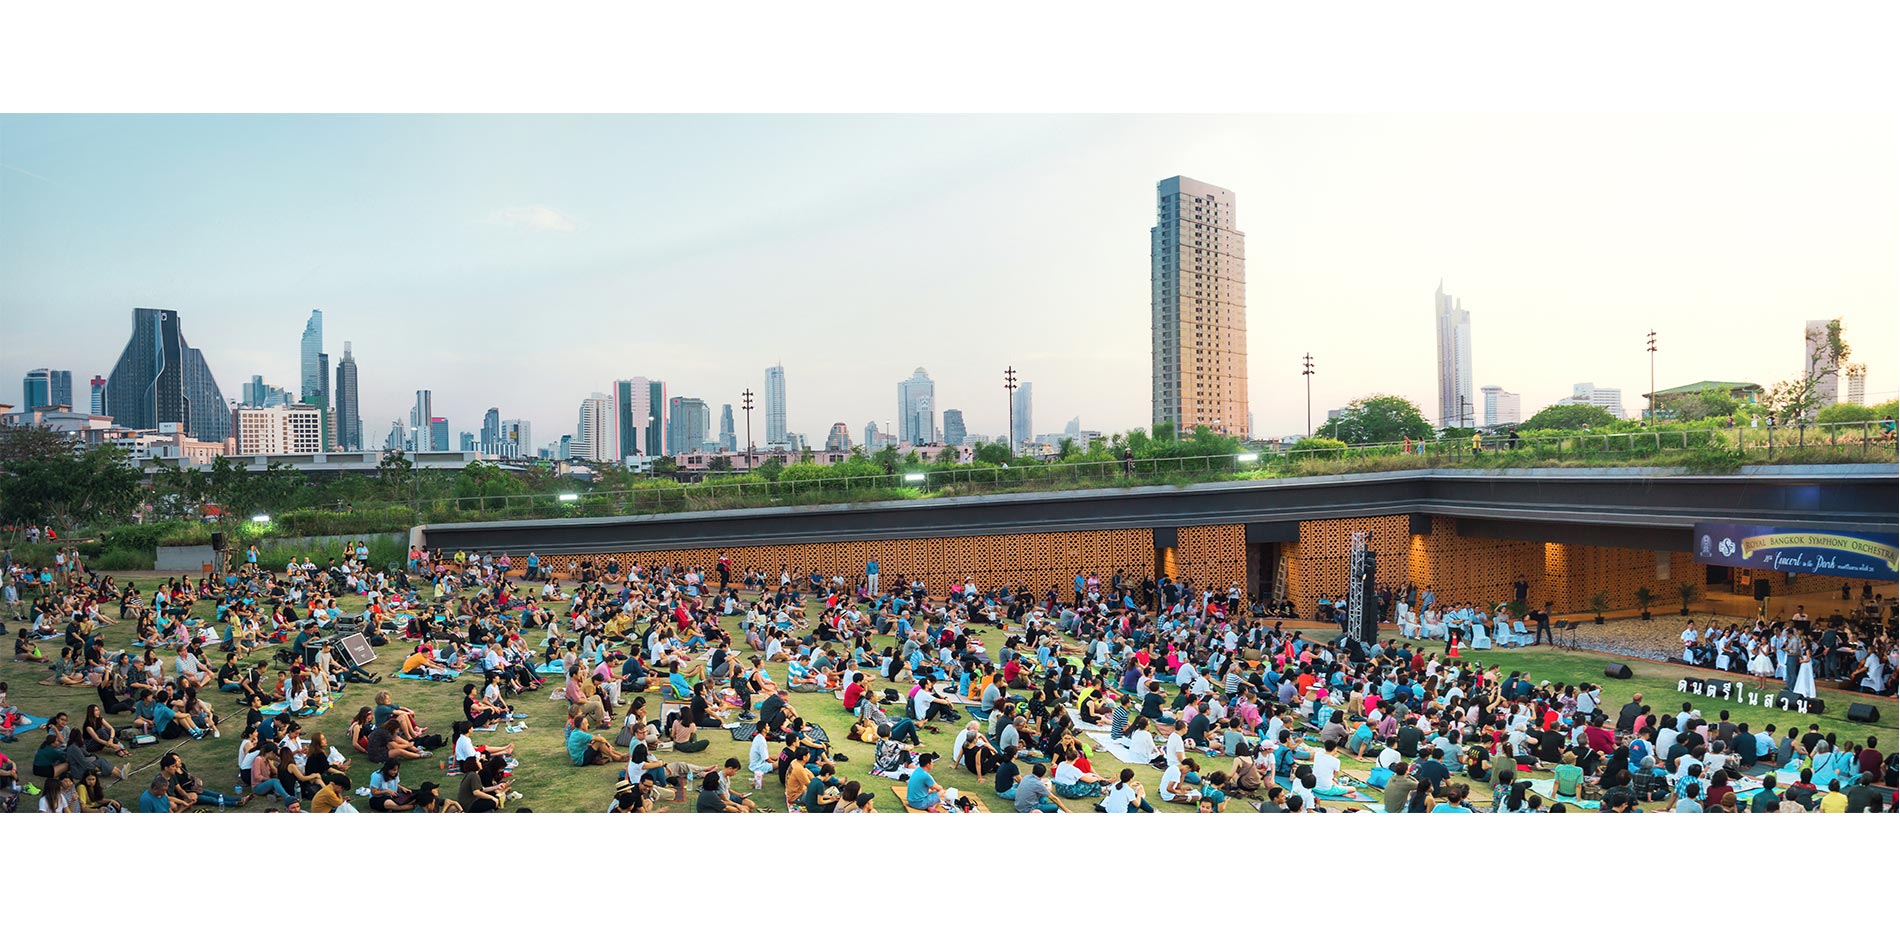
[953,721,998,778]
[667,709,709,754]
[1050,750,1110,800]
[1420,610,1445,640]
[462,683,503,729]
[1230,754,1266,797]
[1118,716,1160,764]
[688,682,727,729]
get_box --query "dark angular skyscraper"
[334,341,361,450]
[106,307,230,442]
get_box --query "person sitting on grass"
[1050,750,1110,800]
[566,715,629,767]
[365,718,431,765]
[905,752,944,811]
[1012,761,1062,813]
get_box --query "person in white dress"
[1791,648,1817,699]
[1748,644,1775,678]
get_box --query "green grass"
[5,578,1888,814]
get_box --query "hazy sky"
[2,114,1894,445]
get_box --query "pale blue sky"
[3,114,1894,445]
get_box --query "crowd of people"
[2,539,1895,814]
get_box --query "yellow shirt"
[311,786,347,814]
[1817,790,1848,813]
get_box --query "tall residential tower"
[1435,282,1474,428]
[1151,175,1248,437]
[764,364,788,446]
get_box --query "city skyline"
[3,115,1896,440]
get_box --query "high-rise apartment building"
[1435,282,1474,428]
[1843,363,1868,406]
[429,417,448,453]
[897,368,936,445]
[764,364,788,446]
[459,432,475,452]
[719,403,737,452]
[333,343,360,450]
[50,369,72,408]
[1011,382,1033,448]
[941,408,966,446]
[1151,175,1248,437]
[498,419,531,458]
[105,308,230,442]
[300,310,325,403]
[233,403,325,455]
[89,375,106,415]
[1480,385,1522,427]
[480,407,501,452]
[666,397,711,454]
[1805,319,1842,409]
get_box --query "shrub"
[96,548,154,571]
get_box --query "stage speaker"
[1753,579,1770,600]
[1776,692,1825,714]
[1604,662,1634,680]
[1847,703,1880,724]
[210,532,225,551]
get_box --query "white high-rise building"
[1805,319,1841,408]
[233,404,325,455]
[1151,175,1248,437]
[1480,385,1522,427]
[764,364,788,446]
[299,310,324,403]
[897,368,936,445]
[613,378,654,459]
[498,419,531,458]
[1558,382,1627,419]
[1843,363,1867,406]
[1435,282,1474,428]
[575,392,614,462]
[1011,382,1033,448]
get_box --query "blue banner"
[1692,522,1898,582]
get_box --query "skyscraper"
[89,375,106,415]
[49,370,72,408]
[334,342,361,450]
[613,378,663,459]
[21,369,51,409]
[1151,175,1248,437]
[666,397,711,454]
[499,419,531,458]
[408,390,434,450]
[233,404,325,455]
[459,432,475,452]
[824,422,851,452]
[718,403,737,452]
[1805,319,1842,409]
[897,368,936,445]
[1480,385,1522,427]
[105,307,230,441]
[1011,382,1033,448]
[764,364,788,446]
[1435,282,1474,428]
[647,380,667,456]
[300,310,325,403]
[429,417,448,454]
[941,408,966,446]
[481,407,501,452]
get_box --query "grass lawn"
[5,575,1887,814]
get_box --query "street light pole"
[1646,330,1658,424]
[1302,353,1315,436]
[1004,366,1018,461]
[741,388,755,474]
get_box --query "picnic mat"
[1087,732,1155,765]
[1,713,49,738]
[890,784,990,814]
[1524,778,1602,810]
[532,661,565,676]
[259,701,330,718]
[396,670,461,682]
[1065,709,1110,733]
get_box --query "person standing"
[1533,601,1554,646]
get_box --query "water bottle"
[217,795,225,812]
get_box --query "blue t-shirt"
[566,728,594,766]
[1429,803,1473,813]
[906,768,937,809]
[139,790,171,813]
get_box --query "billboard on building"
[1692,522,1897,582]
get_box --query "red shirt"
[843,682,866,711]
[1003,659,1023,684]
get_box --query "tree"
[1816,402,1877,425]
[0,426,140,530]
[1520,403,1617,432]
[375,450,415,501]
[972,441,1010,466]
[1663,387,1740,422]
[755,457,784,481]
[1766,318,1850,422]
[1289,436,1347,459]
[1056,437,1078,460]
[650,455,679,475]
[934,445,959,465]
[707,456,733,472]
[1315,395,1434,445]
[872,445,899,474]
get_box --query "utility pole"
[1004,366,1018,461]
[741,388,755,473]
[1302,353,1315,436]
[1646,330,1658,424]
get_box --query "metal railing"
[403,419,1896,525]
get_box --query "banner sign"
[1692,522,1898,582]
[1676,677,1823,715]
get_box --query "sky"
[1,114,1894,446]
